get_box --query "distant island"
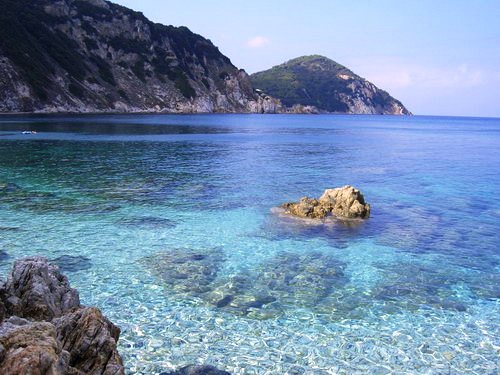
[251,55,411,115]
[0,0,409,115]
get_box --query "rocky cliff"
[0,0,281,113]
[251,55,411,115]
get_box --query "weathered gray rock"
[282,185,370,219]
[2,256,80,321]
[0,299,5,323]
[54,307,123,375]
[51,255,93,273]
[0,257,125,375]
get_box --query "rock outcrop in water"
[281,185,371,219]
[0,257,125,374]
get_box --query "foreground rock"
[0,257,124,375]
[281,185,370,219]
[2,257,80,321]
[0,317,70,375]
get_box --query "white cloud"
[246,36,271,48]
[346,57,500,116]
[352,58,491,90]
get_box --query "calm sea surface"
[0,114,498,374]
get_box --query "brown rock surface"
[281,185,370,219]
[54,307,123,375]
[281,197,329,219]
[319,185,371,219]
[0,317,71,375]
[0,257,125,375]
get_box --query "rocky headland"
[281,185,371,219]
[251,55,411,115]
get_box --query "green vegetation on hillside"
[251,56,356,112]
[0,0,243,106]
[0,0,88,100]
[251,55,408,114]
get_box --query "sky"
[113,0,500,117]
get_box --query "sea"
[0,114,498,374]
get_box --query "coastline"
[0,110,410,116]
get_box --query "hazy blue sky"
[114,0,500,117]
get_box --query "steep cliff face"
[251,55,411,115]
[0,0,279,113]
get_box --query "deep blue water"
[0,114,498,374]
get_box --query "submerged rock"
[0,257,125,375]
[0,227,20,232]
[0,183,120,215]
[258,252,345,308]
[143,247,346,319]
[205,274,279,317]
[281,185,370,219]
[142,248,225,295]
[204,275,254,309]
[51,255,93,273]
[0,182,22,194]
[372,263,469,313]
[203,252,345,318]
[117,216,177,229]
[167,365,231,375]
[0,251,9,261]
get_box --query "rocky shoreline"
[0,257,230,375]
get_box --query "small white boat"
[22,131,37,135]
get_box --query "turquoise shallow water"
[0,114,498,374]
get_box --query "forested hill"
[251,55,410,115]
